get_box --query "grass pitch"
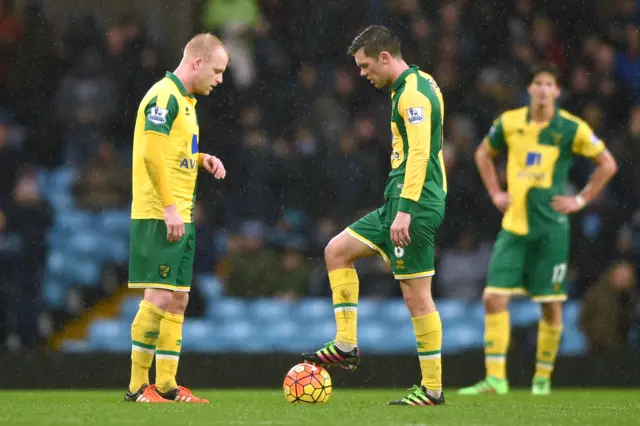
[1,389,638,426]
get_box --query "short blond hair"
[184,33,226,60]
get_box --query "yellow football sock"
[330,268,359,346]
[129,300,166,393]
[534,320,563,379]
[413,311,442,392]
[156,311,184,393]
[484,311,510,380]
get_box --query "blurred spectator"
[580,261,639,352]
[72,138,130,211]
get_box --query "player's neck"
[173,66,194,94]
[389,60,410,86]
[529,104,555,124]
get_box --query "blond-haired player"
[125,33,228,403]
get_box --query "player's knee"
[541,302,563,325]
[483,292,509,313]
[144,289,173,311]
[168,292,189,315]
[324,237,350,269]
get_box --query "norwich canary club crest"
[158,264,171,279]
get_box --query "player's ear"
[193,57,203,71]
[379,51,391,64]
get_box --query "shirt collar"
[391,65,419,92]
[166,72,194,98]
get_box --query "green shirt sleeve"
[486,117,506,153]
[144,94,179,135]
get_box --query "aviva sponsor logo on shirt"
[179,134,199,169]
[517,151,546,182]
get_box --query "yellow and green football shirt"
[387,65,447,213]
[131,72,200,223]
[486,107,606,236]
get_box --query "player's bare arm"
[475,139,511,213]
[551,150,618,214]
[199,153,226,179]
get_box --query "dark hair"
[529,62,561,84]
[347,25,401,59]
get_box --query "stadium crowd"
[0,0,638,350]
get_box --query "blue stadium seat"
[67,259,101,286]
[56,210,93,233]
[181,320,217,351]
[45,249,69,280]
[262,321,298,351]
[381,322,417,354]
[293,298,332,322]
[37,168,50,194]
[358,321,390,351]
[120,296,143,321]
[250,298,293,322]
[563,301,581,326]
[380,299,411,324]
[509,300,541,327]
[206,298,247,320]
[196,274,223,300]
[51,166,79,190]
[87,320,129,350]
[358,298,382,321]
[101,237,129,262]
[61,340,90,353]
[436,299,467,324]
[99,210,131,236]
[67,231,103,258]
[560,328,587,355]
[217,320,255,346]
[43,279,65,309]
[443,322,484,354]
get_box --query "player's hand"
[491,191,511,213]
[551,196,583,214]
[390,211,412,248]
[164,204,184,242]
[202,154,226,179]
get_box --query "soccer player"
[124,33,229,403]
[459,64,618,396]
[302,25,447,406]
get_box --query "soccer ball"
[283,363,332,403]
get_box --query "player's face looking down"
[192,46,229,96]
[527,72,560,110]
[354,49,393,89]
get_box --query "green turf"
[1,389,638,426]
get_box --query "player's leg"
[154,224,209,402]
[302,206,387,370]
[459,230,527,395]
[528,226,569,395]
[125,219,184,403]
[387,204,445,406]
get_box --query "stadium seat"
[87,320,129,350]
[436,299,467,324]
[67,259,101,286]
[43,279,66,309]
[181,320,217,351]
[358,321,390,350]
[55,210,93,233]
[249,298,293,322]
[99,210,131,236]
[358,298,382,321]
[262,321,299,351]
[67,231,104,258]
[560,327,587,356]
[196,273,224,300]
[509,300,541,327]
[293,297,332,322]
[379,298,411,324]
[216,320,256,351]
[61,340,90,353]
[119,296,143,321]
[443,322,484,354]
[563,301,582,326]
[206,297,247,320]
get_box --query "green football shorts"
[347,198,444,280]
[485,224,570,302]
[128,219,196,292]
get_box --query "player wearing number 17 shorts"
[302,25,447,407]
[459,63,618,396]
